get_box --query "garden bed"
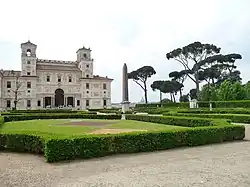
[0,114,245,163]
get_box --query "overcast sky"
[0,0,250,103]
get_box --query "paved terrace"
[0,125,250,187]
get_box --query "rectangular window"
[86,100,89,107]
[27,72,31,76]
[27,100,31,107]
[27,81,31,88]
[103,99,107,106]
[86,83,89,89]
[103,83,107,89]
[7,100,11,108]
[27,61,31,64]
[58,76,61,82]
[86,74,89,78]
[69,76,72,82]
[77,100,80,106]
[47,76,50,82]
[37,100,41,107]
[86,64,89,68]
[7,81,11,88]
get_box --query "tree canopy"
[128,66,156,103]
[166,42,242,99]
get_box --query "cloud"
[0,0,250,103]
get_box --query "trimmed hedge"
[3,113,121,122]
[136,100,250,109]
[164,113,250,124]
[177,108,250,115]
[44,125,245,162]
[0,132,44,153]
[198,100,250,108]
[134,107,171,114]
[9,109,79,113]
[0,113,245,162]
[0,116,4,127]
[135,102,189,108]
[126,115,215,127]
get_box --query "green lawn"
[0,119,186,136]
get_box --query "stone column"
[121,63,130,114]
[41,97,43,108]
[51,97,54,108]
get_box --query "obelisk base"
[121,101,130,120]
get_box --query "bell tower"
[21,41,37,76]
[76,46,93,78]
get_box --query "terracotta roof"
[21,40,37,46]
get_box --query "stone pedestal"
[209,102,213,111]
[121,101,130,113]
[121,101,130,120]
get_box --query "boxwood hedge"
[164,112,250,124]
[0,114,245,162]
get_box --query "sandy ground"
[0,124,250,187]
[89,128,147,134]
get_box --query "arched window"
[83,53,87,58]
[26,49,31,57]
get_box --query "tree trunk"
[14,101,17,110]
[179,89,182,97]
[195,71,200,99]
[172,93,176,103]
[212,78,215,85]
[14,91,18,110]
[159,91,162,104]
[170,93,173,102]
[144,89,148,104]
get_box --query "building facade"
[0,41,113,110]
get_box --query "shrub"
[0,132,44,153]
[136,100,250,109]
[134,107,171,114]
[177,108,250,115]
[164,112,250,124]
[126,115,215,127]
[0,116,4,127]
[44,124,245,162]
[3,113,121,122]
[0,113,245,163]
[9,109,78,114]
[135,102,189,108]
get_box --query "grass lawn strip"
[0,119,185,136]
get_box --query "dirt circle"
[89,128,147,135]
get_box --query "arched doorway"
[55,88,64,107]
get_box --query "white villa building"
[0,41,113,110]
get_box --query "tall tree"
[197,54,242,86]
[128,66,156,104]
[169,70,188,97]
[159,80,183,102]
[151,80,164,103]
[166,42,221,94]
[216,80,246,101]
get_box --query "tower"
[76,46,93,78]
[21,41,37,76]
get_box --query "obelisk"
[121,63,130,119]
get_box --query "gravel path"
[1,125,250,187]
